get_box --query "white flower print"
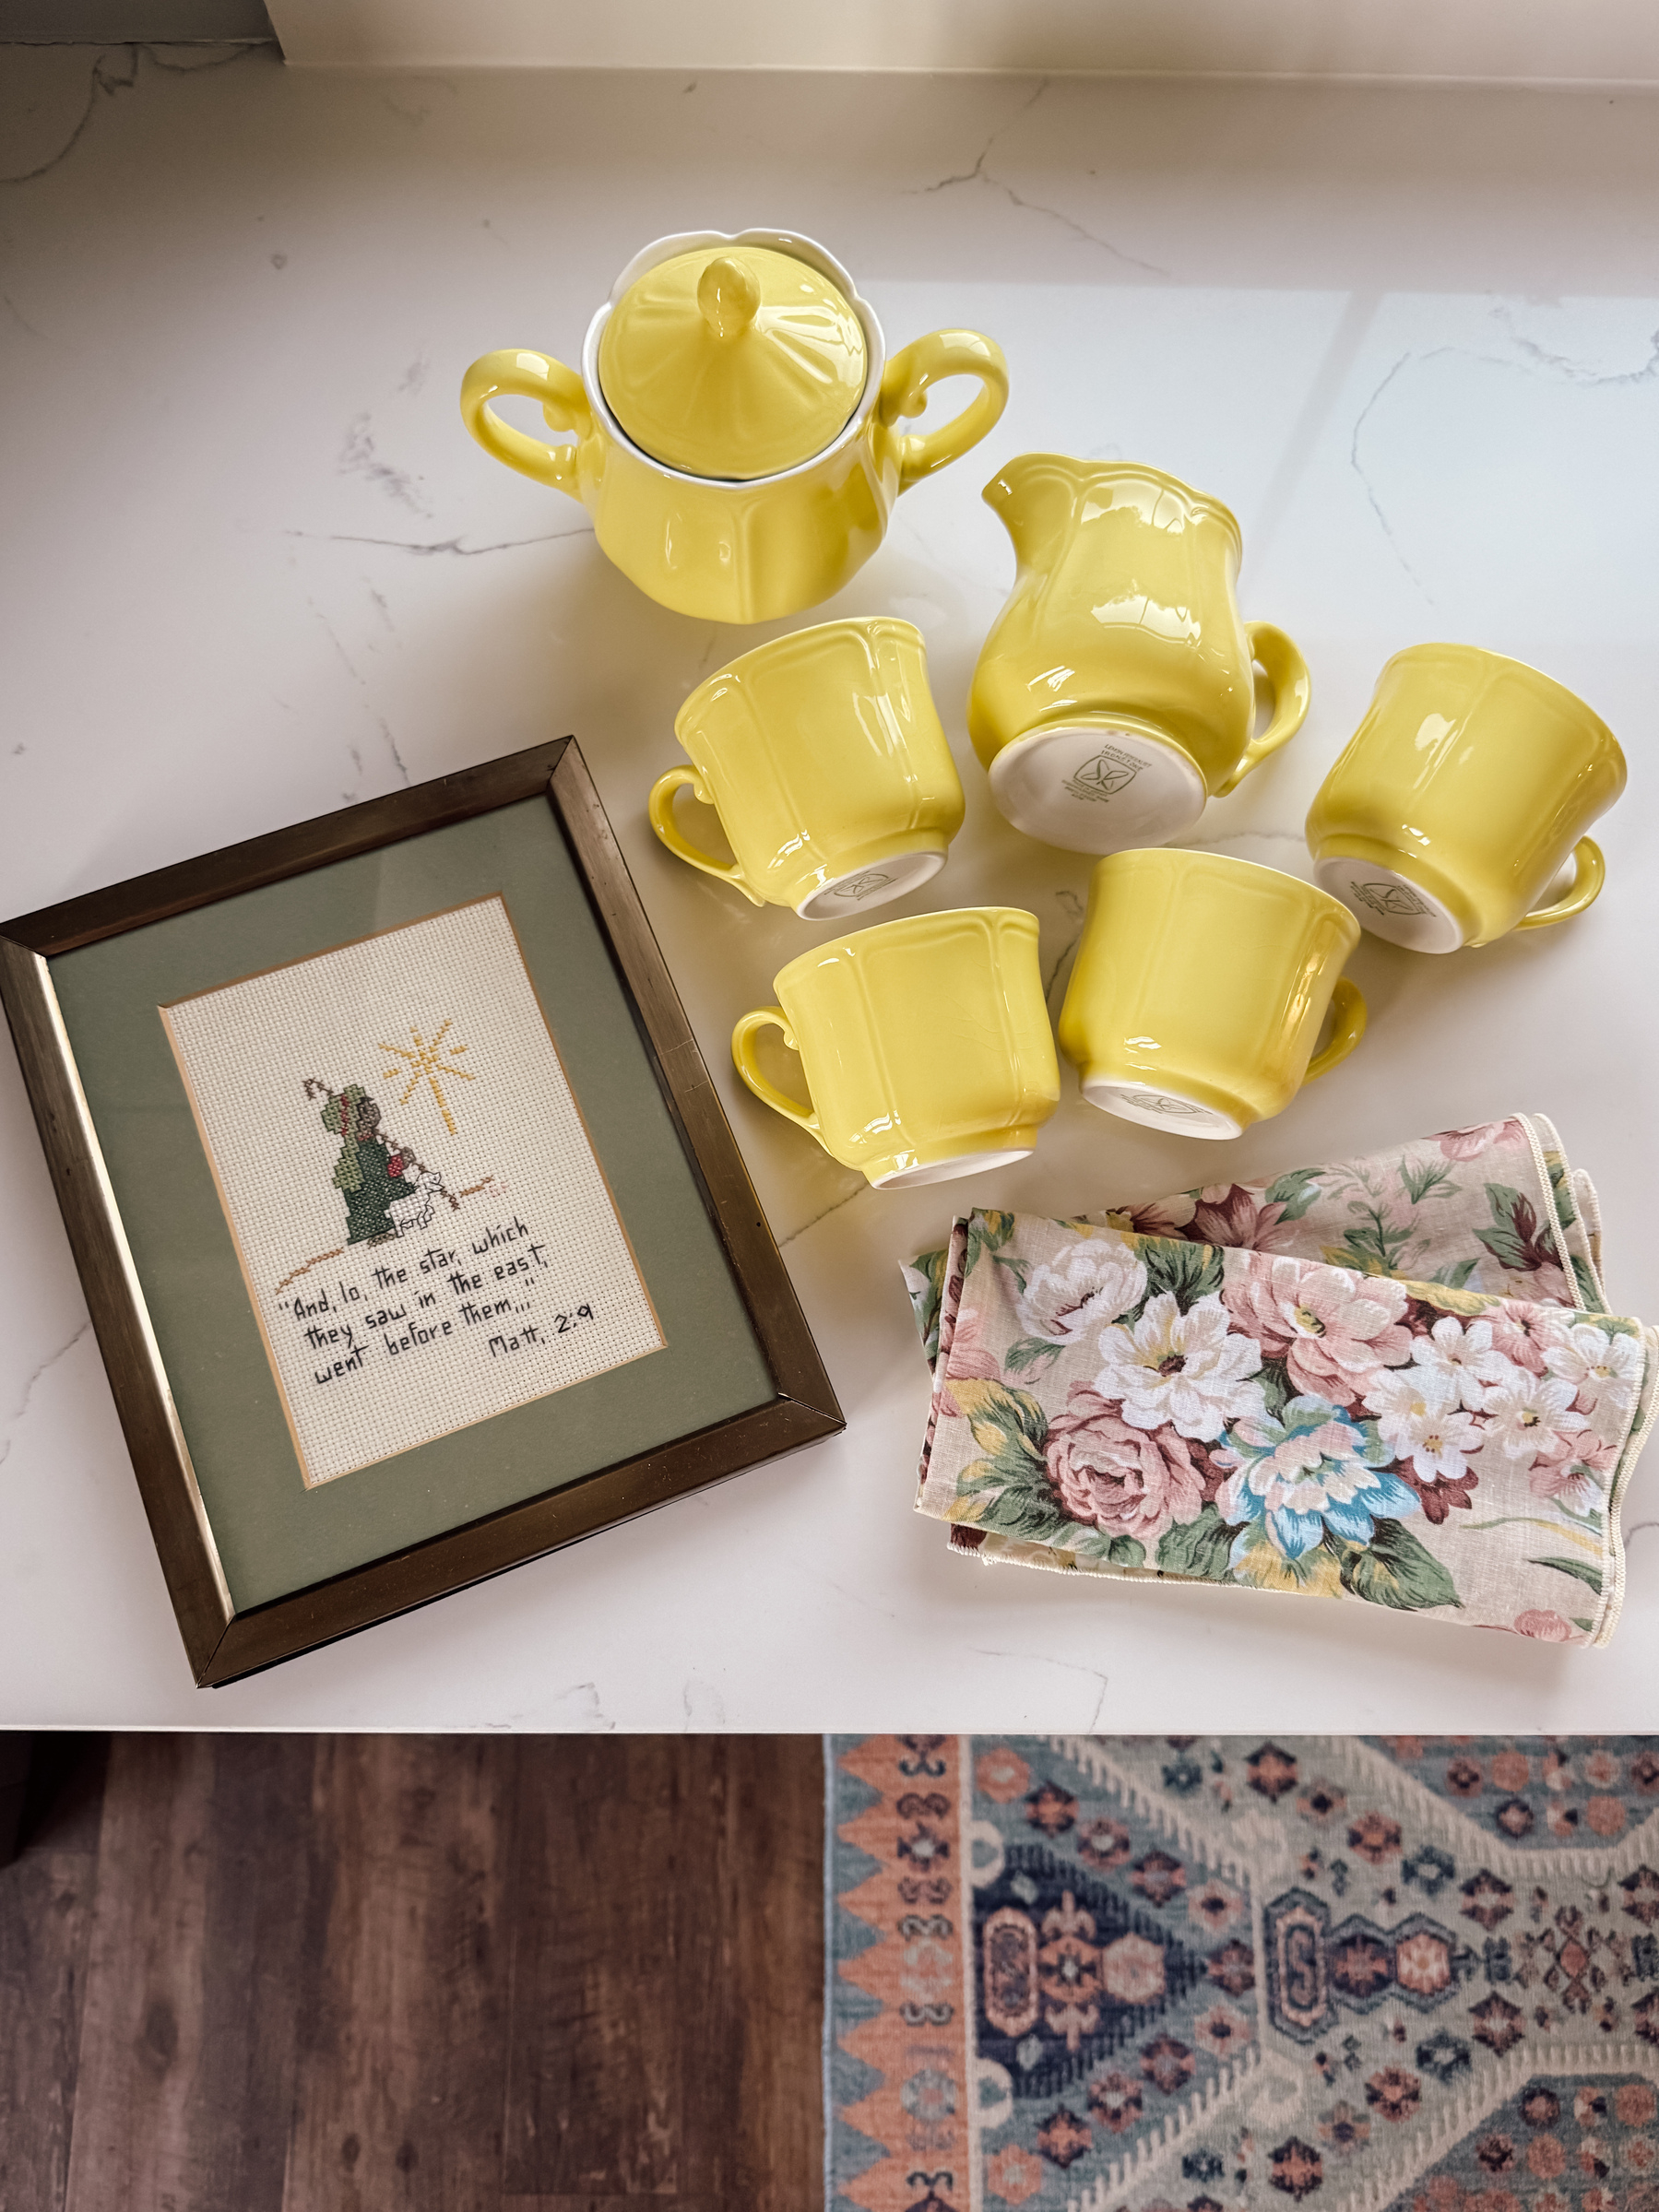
[1015,1237,1147,1347]
[1548,1322,1644,1444]
[1480,1366,1588,1466]
[1408,1315,1511,1413]
[1095,1291,1265,1441]
[1363,1365,1485,1485]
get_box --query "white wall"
[265,0,1659,82]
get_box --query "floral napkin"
[904,1116,1653,1646]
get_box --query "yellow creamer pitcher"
[460,229,1008,625]
[967,456,1309,853]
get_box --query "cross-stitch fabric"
[825,1733,1659,2212]
[902,1118,1654,1647]
[162,894,663,1485]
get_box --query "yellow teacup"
[1307,644,1627,952]
[1058,849,1366,1140]
[731,908,1060,1188]
[649,619,966,919]
[968,456,1311,854]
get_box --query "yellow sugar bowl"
[731,908,1060,1189]
[460,228,1008,625]
[967,456,1310,854]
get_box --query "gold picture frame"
[0,739,842,1685]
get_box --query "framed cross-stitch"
[0,739,842,1686]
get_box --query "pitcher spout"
[980,451,1090,570]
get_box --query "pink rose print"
[1527,1426,1615,1513]
[1513,1609,1576,1641]
[1223,1256,1412,1404]
[1436,1119,1523,1161]
[940,1307,1002,1414]
[1047,1385,1206,1547]
[943,1305,1002,1384]
[1487,1304,1563,1376]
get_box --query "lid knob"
[598,240,868,479]
[697,255,762,340]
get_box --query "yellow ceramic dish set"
[460,229,1009,626]
[650,619,965,920]
[732,909,1060,1189]
[461,225,1629,1184]
[968,456,1311,856]
[1308,643,1626,953]
[1058,851,1367,1141]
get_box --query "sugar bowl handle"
[460,349,592,497]
[880,331,1010,492]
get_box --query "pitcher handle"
[647,767,762,905]
[1515,838,1606,929]
[1304,978,1368,1084]
[459,349,591,498]
[731,1009,824,1144]
[1214,623,1312,797]
[880,331,1010,492]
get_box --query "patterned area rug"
[826,1738,1659,2212]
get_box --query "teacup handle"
[1516,837,1606,929]
[880,331,1010,492]
[731,1009,825,1147]
[647,767,763,905]
[459,349,592,499]
[1213,623,1312,796]
[1303,977,1368,1084]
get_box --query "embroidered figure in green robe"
[320,1082,421,1245]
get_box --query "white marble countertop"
[3,45,1658,1727]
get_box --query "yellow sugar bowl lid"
[598,243,868,480]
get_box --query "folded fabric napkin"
[905,1115,1654,1645]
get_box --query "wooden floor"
[0,1734,824,2212]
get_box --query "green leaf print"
[954,1379,1049,1475]
[1002,1334,1064,1377]
[1475,1184,1558,1275]
[1336,1202,1416,1277]
[1263,1169,1325,1224]
[1528,1554,1605,1597]
[1155,1505,1237,1583]
[1141,1237,1225,1313]
[908,1246,948,1362]
[1255,1360,1295,1422]
[966,1479,1072,1544]
[1070,1529,1148,1570]
[1428,1259,1480,1290]
[956,1210,1027,1295]
[1337,1520,1461,1611]
[1400,1157,1454,1206]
